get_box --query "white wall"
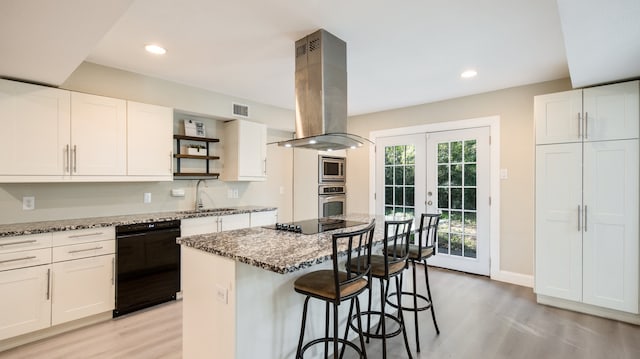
[346,78,573,277]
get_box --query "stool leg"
[339,299,355,359]
[423,259,440,334]
[296,296,311,359]
[411,260,421,352]
[366,277,372,344]
[325,301,330,357]
[379,278,387,359]
[355,297,368,359]
[396,275,414,359]
[333,302,339,359]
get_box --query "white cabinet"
[221,120,267,181]
[0,265,51,340]
[70,92,127,177]
[0,228,116,341]
[250,210,278,227]
[0,78,174,183]
[127,101,173,180]
[181,213,251,236]
[535,81,639,144]
[534,80,640,317]
[0,79,70,178]
[51,254,115,326]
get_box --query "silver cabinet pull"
[577,112,582,138]
[577,205,582,231]
[68,246,103,254]
[111,257,115,285]
[584,112,589,139]
[263,159,267,175]
[169,151,173,173]
[0,239,37,247]
[72,145,77,173]
[0,256,36,265]
[46,268,51,300]
[584,205,588,232]
[68,232,104,239]
[64,144,70,173]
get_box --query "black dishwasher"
[114,220,181,317]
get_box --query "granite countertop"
[178,213,393,274]
[0,206,277,237]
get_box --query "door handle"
[67,246,103,254]
[0,256,36,265]
[72,145,77,173]
[64,144,70,173]
[427,200,433,206]
[0,239,37,247]
[584,205,588,232]
[46,268,51,300]
[584,112,589,139]
[577,113,582,138]
[577,205,581,231]
[111,257,115,285]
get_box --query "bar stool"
[294,220,376,359]
[349,218,414,359]
[386,213,441,352]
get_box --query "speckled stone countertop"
[178,213,393,274]
[0,206,277,238]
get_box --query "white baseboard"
[491,270,534,288]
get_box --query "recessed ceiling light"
[145,44,167,55]
[460,70,477,78]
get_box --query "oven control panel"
[318,184,345,195]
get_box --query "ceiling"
[1,0,638,116]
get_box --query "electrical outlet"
[143,192,152,204]
[22,196,35,210]
[215,284,228,304]
[233,189,239,198]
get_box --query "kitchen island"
[178,213,393,359]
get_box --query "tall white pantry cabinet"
[534,80,640,321]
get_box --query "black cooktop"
[267,218,367,235]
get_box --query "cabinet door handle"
[68,232,104,239]
[584,112,589,139]
[0,239,37,247]
[111,257,115,285]
[72,145,77,173]
[0,255,37,265]
[169,151,173,173]
[263,159,267,175]
[46,268,51,300]
[577,205,581,231]
[584,205,588,232]
[64,144,70,173]
[577,112,582,138]
[68,246,103,254]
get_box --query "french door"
[426,127,490,275]
[375,127,491,276]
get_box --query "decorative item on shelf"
[187,144,207,156]
[183,119,206,137]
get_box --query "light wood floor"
[2,266,639,359]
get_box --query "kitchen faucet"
[195,179,207,210]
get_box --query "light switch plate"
[143,192,152,204]
[215,284,228,304]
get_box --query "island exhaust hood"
[277,29,370,151]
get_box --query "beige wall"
[346,78,573,276]
[0,63,296,225]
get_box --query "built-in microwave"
[319,155,346,182]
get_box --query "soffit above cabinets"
[0,0,134,86]
[557,0,640,88]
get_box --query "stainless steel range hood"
[277,29,369,151]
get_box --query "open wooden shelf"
[173,134,221,179]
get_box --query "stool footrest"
[298,337,365,359]
[386,291,433,312]
[348,310,404,340]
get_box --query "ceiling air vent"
[232,103,249,118]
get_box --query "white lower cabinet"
[0,228,116,343]
[0,265,51,340]
[51,254,115,326]
[181,213,251,236]
[250,210,278,227]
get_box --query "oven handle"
[319,195,346,202]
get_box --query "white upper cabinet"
[0,79,175,182]
[127,101,173,180]
[535,81,639,144]
[70,92,127,177]
[0,79,70,178]
[221,120,267,181]
[583,81,639,142]
[535,89,582,144]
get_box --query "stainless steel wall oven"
[319,184,346,217]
